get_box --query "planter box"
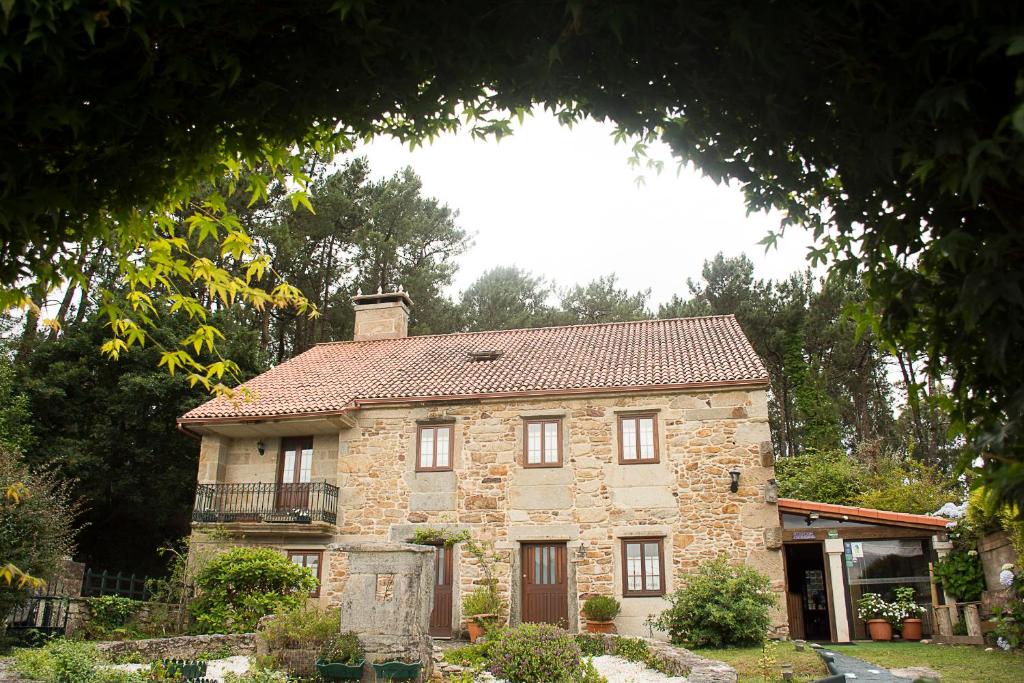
[371,660,422,681]
[316,658,364,680]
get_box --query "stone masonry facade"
[191,385,787,639]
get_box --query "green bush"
[573,634,606,657]
[83,597,144,639]
[611,637,649,662]
[190,547,318,634]
[934,551,986,602]
[650,555,776,648]
[461,585,503,618]
[15,639,102,683]
[488,623,598,683]
[319,632,362,664]
[258,607,340,650]
[581,596,619,622]
[441,642,492,670]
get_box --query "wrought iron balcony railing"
[192,482,338,525]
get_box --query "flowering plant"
[893,586,925,620]
[857,593,903,627]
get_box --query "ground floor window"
[621,538,665,597]
[288,550,323,597]
[844,538,932,639]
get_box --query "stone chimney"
[352,289,412,341]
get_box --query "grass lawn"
[693,641,1024,683]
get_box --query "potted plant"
[315,632,365,680]
[894,586,925,641]
[371,658,422,681]
[857,593,897,641]
[462,585,503,643]
[582,595,620,634]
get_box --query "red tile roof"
[180,316,768,423]
[778,498,950,530]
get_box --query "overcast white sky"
[355,108,818,308]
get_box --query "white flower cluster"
[999,565,1015,588]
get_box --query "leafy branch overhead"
[1,2,1022,505]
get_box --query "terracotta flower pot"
[466,614,495,643]
[867,618,893,641]
[585,620,615,634]
[901,618,923,641]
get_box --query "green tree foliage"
[2,2,1021,506]
[459,267,557,332]
[190,547,318,634]
[0,355,33,453]
[17,311,261,573]
[774,450,866,506]
[650,555,776,647]
[856,457,959,515]
[557,274,651,325]
[0,446,78,623]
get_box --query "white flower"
[968,550,978,556]
[999,569,1015,587]
[1001,563,1015,572]
[997,637,1011,651]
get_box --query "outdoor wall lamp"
[805,512,819,526]
[257,440,266,457]
[729,467,741,493]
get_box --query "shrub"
[488,623,595,683]
[573,634,606,657]
[650,555,776,648]
[258,607,340,650]
[0,447,78,624]
[83,597,143,639]
[582,596,619,622]
[441,642,492,670]
[319,632,362,664]
[934,551,985,602]
[611,637,649,663]
[856,593,903,627]
[461,585,503,618]
[190,547,317,634]
[15,639,102,683]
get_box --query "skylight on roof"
[467,349,504,362]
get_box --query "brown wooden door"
[521,542,568,627]
[429,545,454,637]
[276,437,313,510]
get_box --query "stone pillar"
[824,538,850,643]
[332,542,434,683]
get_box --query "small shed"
[779,498,950,642]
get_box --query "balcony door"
[276,436,313,511]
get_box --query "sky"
[355,108,818,308]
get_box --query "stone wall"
[93,633,256,661]
[193,386,786,638]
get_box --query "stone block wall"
[191,385,786,638]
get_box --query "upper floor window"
[618,413,658,463]
[417,424,453,471]
[524,418,562,468]
[288,550,322,597]
[279,436,314,484]
[621,537,665,597]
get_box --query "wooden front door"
[276,437,313,510]
[521,542,568,627]
[429,545,454,637]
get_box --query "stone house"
[179,292,786,638]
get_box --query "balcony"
[192,483,339,534]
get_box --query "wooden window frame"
[415,423,454,472]
[277,436,315,484]
[522,418,563,468]
[621,537,666,597]
[288,550,323,597]
[617,413,660,464]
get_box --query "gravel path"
[590,654,688,683]
[110,656,250,682]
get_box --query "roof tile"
[181,316,768,422]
